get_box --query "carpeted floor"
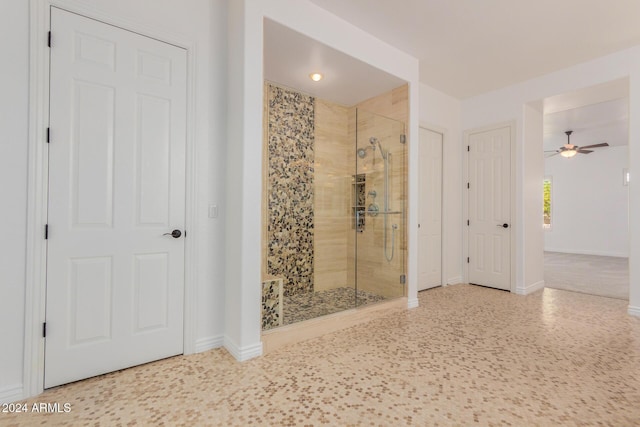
[544,251,629,300]
[3,284,640,426]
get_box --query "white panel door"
[418,128,443,291]
[45,8,187,388]
[468,126,511,290]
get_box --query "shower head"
[369,137,387,160]
[359,137,388,160]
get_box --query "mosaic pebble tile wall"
[261,278,283,330]
[266,84,315,297]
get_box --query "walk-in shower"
[261,82,407,330]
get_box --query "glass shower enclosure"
[351,109,406,305]
[261,83,406,330]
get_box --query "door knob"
[163,229,182,238]
[496,223,509,228]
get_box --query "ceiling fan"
[545,130,609,158]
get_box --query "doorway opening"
[542,79,630,300]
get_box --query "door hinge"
[400,134,406,144]
[42,322,47,338]
[467,182,470,189]
[467,145,470,152]
[400,274,406,284]
[44,224,48,239]
[467,257,470,263]
[48,31,51,48]
[467,219,469,226]
[46,127,50,143]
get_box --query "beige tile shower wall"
[313,99,351,292]
[357,85,408,124]
[351,85,409,298]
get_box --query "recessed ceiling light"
[309,73,323,82]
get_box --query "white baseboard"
[223,336,263,362]
[628,305,640,317]
[407,297,419,309]
[0,384,23,404]
[446,276,464,285]
[195,335,224,353]
[544,248,629,258]
[514,280,545,296]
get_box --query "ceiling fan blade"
[544,150,558,153]
[577,149,593,154]
[579,142,609,149]
[545,152,559,158]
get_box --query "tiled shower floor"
[283,286,386,325]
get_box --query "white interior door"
[418,128,443,291]
[45,8,187,388]
[467,126,511,291]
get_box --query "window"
[543,177,552,229]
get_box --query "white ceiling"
[264,19,406,106]
[543,99,628,151]
[542,79,629,151]
[264,2,632,148]
[309,0,640,99]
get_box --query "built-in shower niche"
[261,81,408,331]
[352,173,366,232]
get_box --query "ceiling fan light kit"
[546,130,610,158]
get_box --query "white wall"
[419,83,463,284]
[545,146,629,257]
[0,0,30,402]
[462,46,640,313]
[225,0,421,358]
[523,104,545,293]
[0,0,227,402]
[200,0,228,351]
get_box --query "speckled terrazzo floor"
[3,284,640,426]
[283,287,386,325]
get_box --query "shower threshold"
[261,295,406,354]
